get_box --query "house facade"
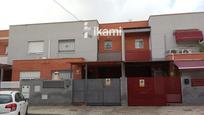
[8,20,98,80]
[6,12,204,105]
[0,30,8,64]
[0,30,12,81]
[149,12,204,104]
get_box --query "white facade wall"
[8,20,99,64]
[149,12,204,59]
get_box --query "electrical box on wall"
[22,85,30,99]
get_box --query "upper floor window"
[58,39,75,52]
[135,39,144,49]
[104,40,112,50]
[28,41,44,54]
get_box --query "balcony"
[166,53,204,61]
[125,50,151,61]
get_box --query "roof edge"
[149,12,204,20]
[10,19,99,27]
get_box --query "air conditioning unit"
[41,57,47,59]
[166,49,192,55]
[182,49,192,54]
[166,49,177,55]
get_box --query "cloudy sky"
[0,0,204,29]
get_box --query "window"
[58,39,75,52]
[28,41,44,54]
[135,39,144,49]
[84,32,88,39]
[104,40,112,50]
[15,93,24,102]
[0,94,12,104]
[20,71,40,80]
[52,71,71,80]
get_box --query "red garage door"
[128,77,166,106]
[128,77,182,106]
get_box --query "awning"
[174,60,204,70]
[174,29,203,42]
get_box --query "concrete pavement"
[28,106,204,115]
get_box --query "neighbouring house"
[8,20,99,80]
[0,30,12,81]
[0,30,9,64]
[149,12,204,105]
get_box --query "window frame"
[19,71,40,80]
[58,39,75,52]
[51,70,72,80]
[135,39,144,49]
[27,40,44,54]
[104,40,112,50]
[0,94,13,104]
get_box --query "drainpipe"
[122,31,125,61]
[121,62,127,106]
[48,40,51,58]
[164,34,167,56]
[0,68,4,89]
[84,64,88,104]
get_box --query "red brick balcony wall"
[125,50,151,61]
[166,53,204,61]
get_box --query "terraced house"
[0,30,12,81]
[5,12,204,106]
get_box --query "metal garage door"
[128,77,182,106]
[128,77,166,106]
[73,79,121,106]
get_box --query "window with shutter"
[28,41,44,54]
[20,71,40,80]
[58,39,75,52]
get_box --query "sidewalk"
[28,105,204,115]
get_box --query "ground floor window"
[51,70,71,80]
[19,71,40,80]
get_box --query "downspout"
[122,31,125,61]
[48,40,51,58]
[84,64,88,104]
[0,68,4,89]
[164,34,167,58]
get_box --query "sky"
[0,0,204,29]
